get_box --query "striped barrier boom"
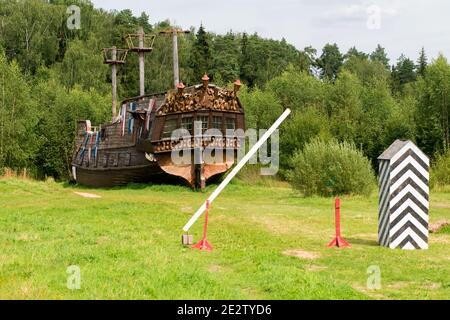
[378,140,429,250]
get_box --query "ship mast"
[112,48,118,116]
[126,27,155,96]
[138,27,146,96]
[159,28,190,88]
[102,46,128,120]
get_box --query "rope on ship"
[91,131,100,160]
[128,102,136,134]
[78,132,91,161]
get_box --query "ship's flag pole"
[182,108,291,233]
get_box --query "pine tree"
[370,44,390,69]
[211,32,239,83]
[345,46,368,61]
[391,54,416,92]
[239,32,254,86]
[317,43,343,81]
[189,24,212,80]
[417,47,428,77]
[137,12,152,32]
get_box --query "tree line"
[0,0,449,185]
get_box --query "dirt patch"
[208,265,223,273]
[241,287,264,299]
[74,192,101,199]
[21,285,31,295]
[96,236,110,245]
[432,202,450,209]
[352,284,386,300]
[16,233,40,242]
[429,235,450,244]
[180,206,193,213]
[387,282,410,289]
[422,282,441,290]
[151,229,163,236]
[306,265,327,272]
[282,249,320,260]
[429,220,449,233]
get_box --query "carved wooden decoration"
[157,86,241,116]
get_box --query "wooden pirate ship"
[71,28,245,188]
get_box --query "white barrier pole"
[182,108,291,232]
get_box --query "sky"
[91,0,450,64]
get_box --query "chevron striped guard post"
[378,140,429,250]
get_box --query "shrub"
[288,139,375,196]
[430,150,450,188]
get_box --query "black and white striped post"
[378,140,429,250]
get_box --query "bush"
[288,139,375,196]
[430,150,450,188]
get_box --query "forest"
[0,0,449,191]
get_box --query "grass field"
[0,176,449,299]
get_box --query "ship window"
[181,116,193,134]
[226,118,236,130]
[197,115,209,133]
[212,116,222,131]
[162,119,177,139]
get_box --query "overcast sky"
[91,0,450,65]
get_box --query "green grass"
[0,177,449,299]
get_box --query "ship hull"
[72,163,164,188]
[72,158,232,188]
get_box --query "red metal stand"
[193,200,213,251]
[328,197,351,248]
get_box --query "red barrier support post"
[328,197,350,248]
[193,200,213,251]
